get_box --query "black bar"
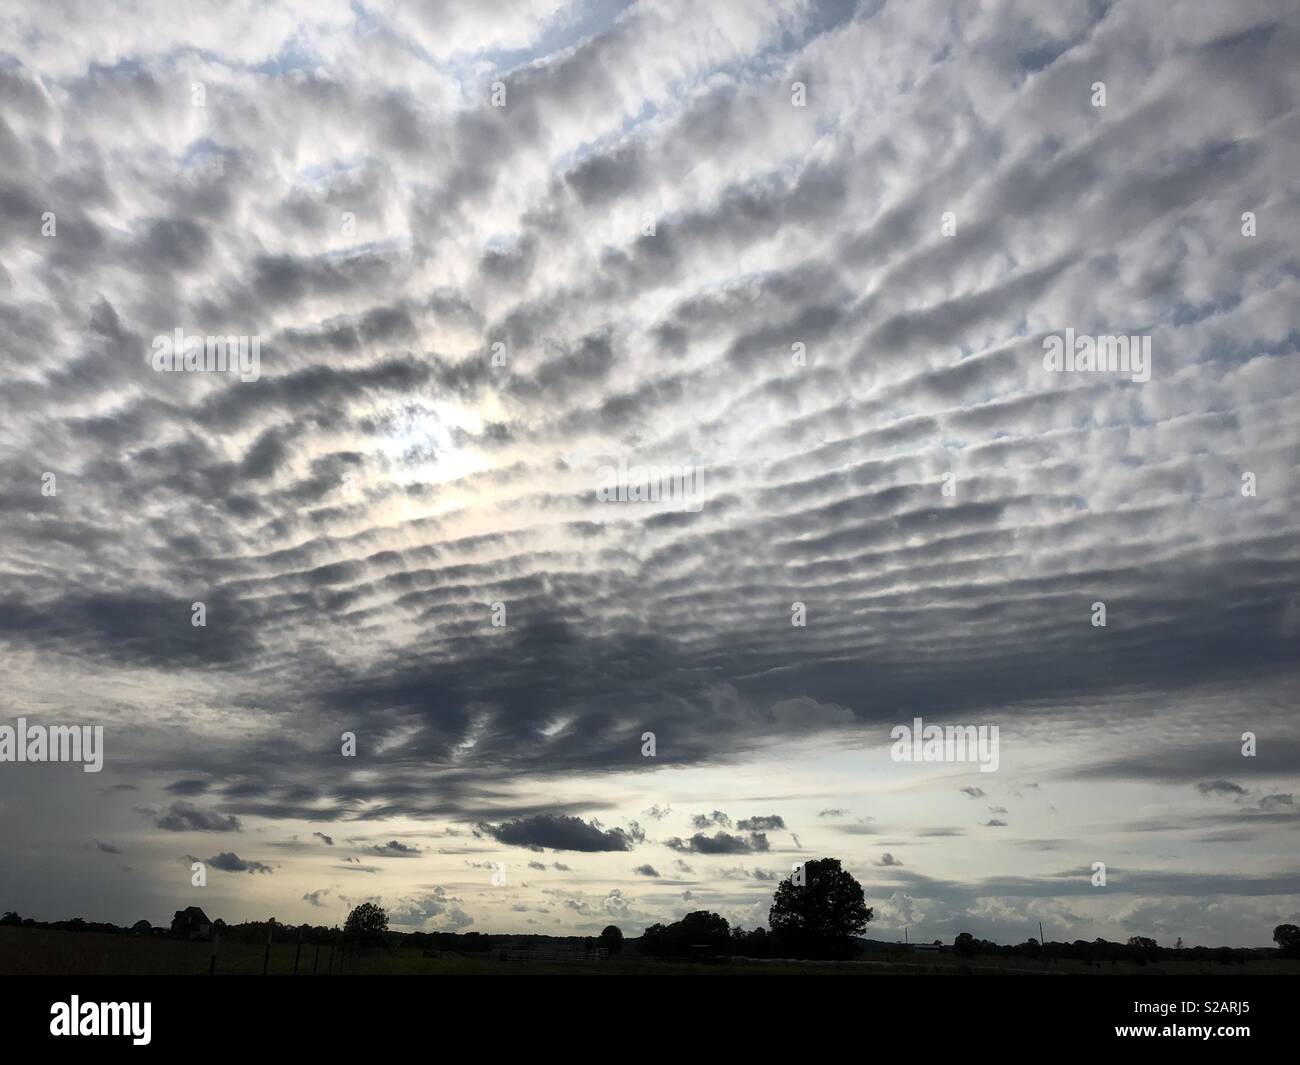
[7,975,1290,1052]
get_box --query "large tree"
[639,911,731,957]
[598,924,625,955]
[1274,923,1300,958]
[768,857,871,957]
[343,902,389,945]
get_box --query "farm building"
[170,906,212,940]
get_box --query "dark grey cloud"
[165,779,210,796]
[192,851,272,874]
[736,815,786,832]
[1064,740,1300,785]
[1198,780,1248,797]
[154,802,241,833]
[665,831,770,855]
[364,840,421,858]
[477,814,639,853]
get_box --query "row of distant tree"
[0,906,621,954]
[0,910,354,945]
[6,865,1299,964]
[953,929,1300,965]
[2,913,142,936]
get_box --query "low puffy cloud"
[365,840,421,857]
[389,887,473,931]
[1197,780,1248,797]
[690,810,732,830]
[191,851,272,874]
[736,815,786,832]
[665,831,770,855]
[154,802,241,833]
[477,814,640,852]
[561,889,634,921]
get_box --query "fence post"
[327,941,334,975]
[294,927,303,975]
[313,939,320,975]
[263,920,274,976]
[208,930,220,976]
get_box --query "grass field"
[3,927,1298,976]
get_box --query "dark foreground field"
[4,927,1298,976]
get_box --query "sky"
[0,0,1297,948]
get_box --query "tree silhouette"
[1126,936,1158,963]
[768,857,871,958]
[640,911,731,957]
[678,910,730,947]
[343,902,388,945]
[1273,924,1300,958]
[598,924,624,955]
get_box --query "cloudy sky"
[1,0,1297,948]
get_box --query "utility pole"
[263,919,274,975]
